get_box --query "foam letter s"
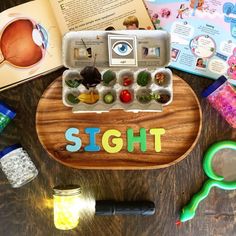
[65,128,81,152]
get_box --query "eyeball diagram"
[108,34,138,67]
[0,18,48,68]
[112,41,133,56]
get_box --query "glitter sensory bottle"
[0,144,38,188]
[202,76,236,128]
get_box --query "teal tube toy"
[179,140,236,223]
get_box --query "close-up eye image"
[112,41,133,56]
[0,18,48,68]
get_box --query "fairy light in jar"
[53,185,82,230]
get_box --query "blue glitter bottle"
[0,102,16,133]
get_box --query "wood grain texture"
[36,75,202,170]
[0,1,235,236]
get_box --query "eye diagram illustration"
[0,18,48,68]
[108,34,137,67]
[112,41,133,56]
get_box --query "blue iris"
[118,44,128,54]
[112,41,133,56]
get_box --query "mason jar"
[53,185,81,230]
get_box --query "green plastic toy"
[180,140,236,223]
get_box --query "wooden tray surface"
[36,75,202,170]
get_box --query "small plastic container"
[202,76,236,128]
[0,144,38,188]
[0,102,16,133]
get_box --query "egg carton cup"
[62,68,173,113]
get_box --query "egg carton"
[62,30,172,113]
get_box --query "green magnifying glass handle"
[180,140,236,223]
[180,179,236,222]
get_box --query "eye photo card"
[108,34,138,67]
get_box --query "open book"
[145,0,236,85]
[0,0,153,91]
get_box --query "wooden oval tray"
[36,75,202,170]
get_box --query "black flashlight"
[95,200,155,216]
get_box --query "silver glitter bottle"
[0,144,38,188]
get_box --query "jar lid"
[201,76,227,98]
[53,185,81,196]
[0,144,21,159]
[0,102,16,119]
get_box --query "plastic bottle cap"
[0,102,16,119]
[201,76,227,98]
[0,144,21,159]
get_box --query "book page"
[49,0,154,33]
[0,0,62,90]
[145,0,236,86]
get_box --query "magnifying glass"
[179,140,236,223]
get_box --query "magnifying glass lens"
[212,149,236,181]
